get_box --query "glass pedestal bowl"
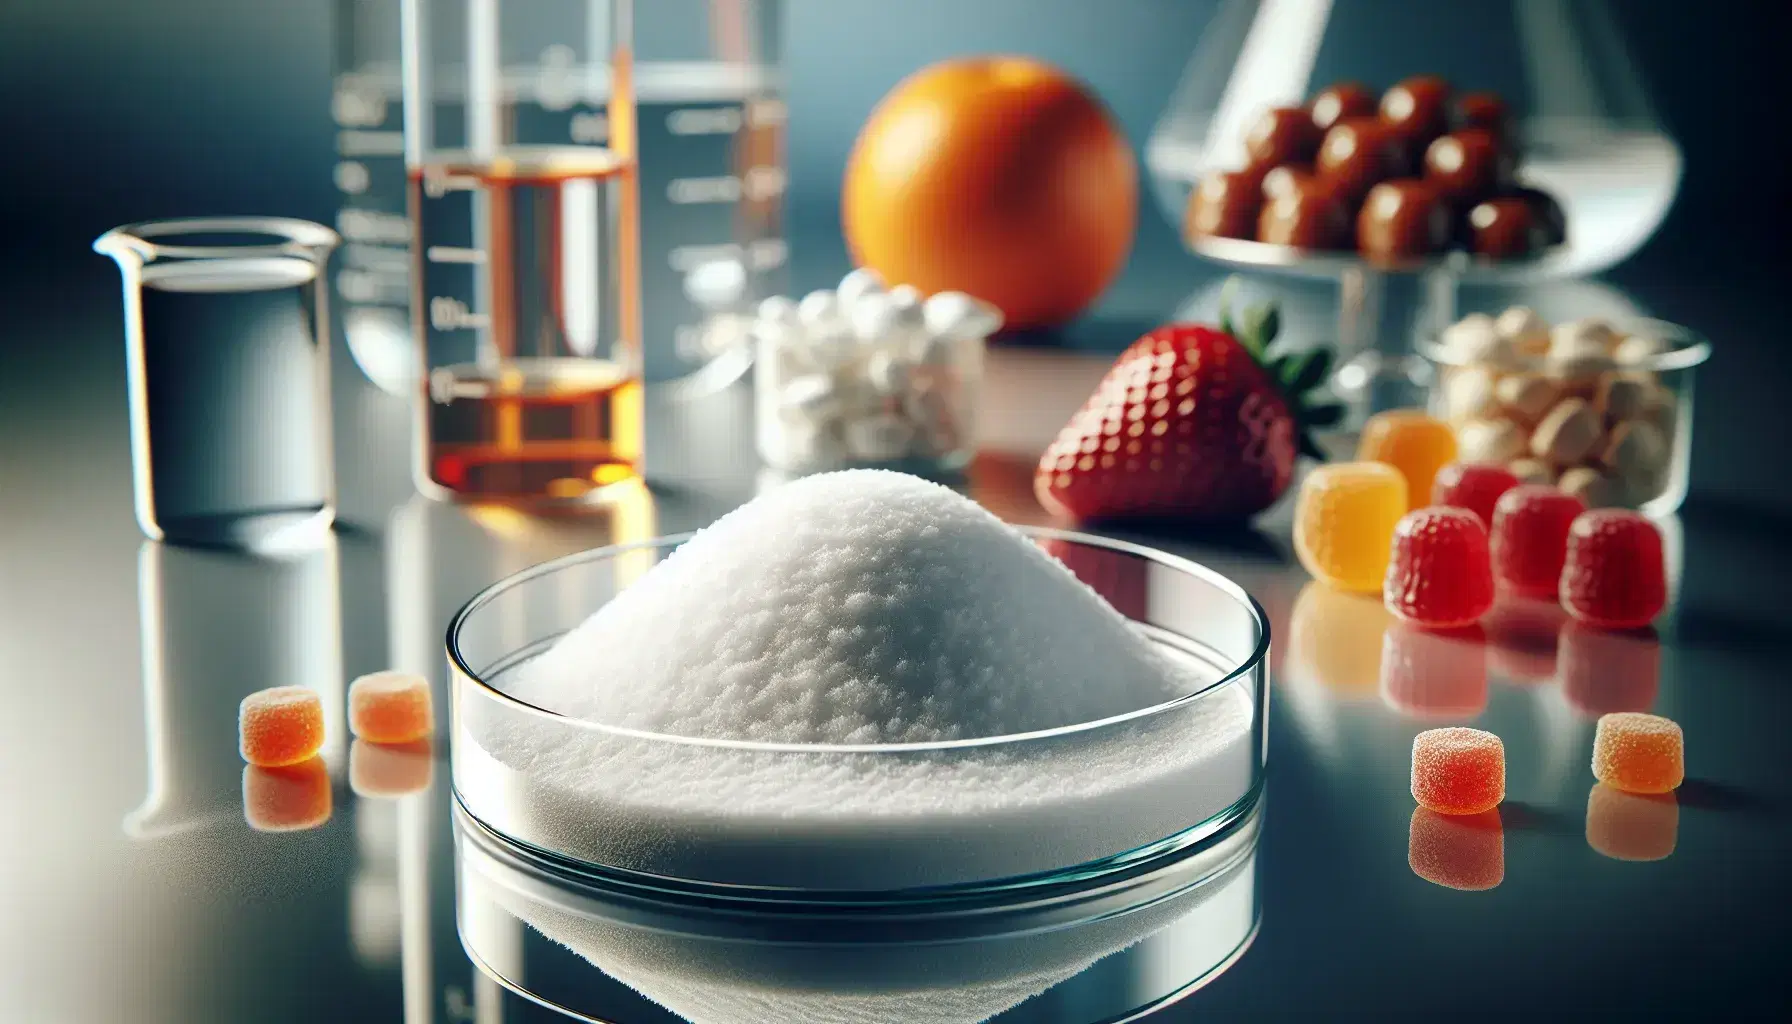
[1146,0,1680,425]
[447,528,1268,900]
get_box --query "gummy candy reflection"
[243,757,332,832]
[1380,623,1488,721]
[1483,593,1566,686]
[349,739,434,798]
[1286,582,1392,700]
[1409,807,1503,891]
[1586,783,1677,862]
[1560,623,1660,719]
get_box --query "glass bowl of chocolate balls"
[1146,0,1680,424]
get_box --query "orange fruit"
[843,57,1137,330]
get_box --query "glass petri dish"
[455,798,1261,1024]
[448,527,1269,900]
[1419,316,1709,515]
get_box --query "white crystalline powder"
[516,469,1185,744]
[465,470,1258,890]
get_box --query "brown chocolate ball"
[1259,181,1352,250]
[1515,186,1566,246]
[1261,164,1318,201]
[1358,180,1451,263]
[1467,196,1548,258]
[1317,116,1413,201]
[1423,130,1514,204]
[1245,106,1323,169]
[1453,92,1512,144]
[1380,75,1452,148]
[1186,167,1268,241]
[1311,82,1377,133]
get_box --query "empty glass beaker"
[634,0,787,390]
[94,218,341,549]
[402,0,644,504]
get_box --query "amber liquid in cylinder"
[409,141,643,502]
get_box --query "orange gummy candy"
[239,686,325,767]
[350,739,434,798]
[1294,462,1408,592]
[1411,726,1505,815]
[1409,807,1503,891]
[1585,783,1677,862]
[243,757,332,832]
[1358,410,1458,512]
[348,671,433,744]
[1592,712,1683,794]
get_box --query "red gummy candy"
[1491,485,1586,597]
[1432,462,1521,528]
[1412,726,1506,815]
[1561,510,1667,629]
[1384,507,1495,628]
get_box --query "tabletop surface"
[4,242,1791,1023]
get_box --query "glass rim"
[1418,315,1711,373]
[93,216,340,262]
[446,525,1271,756]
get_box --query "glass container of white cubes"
[753,270,1002,476]
[1421,309,1708,515]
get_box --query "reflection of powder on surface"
[461,833,1258,1024]
[463,470,1259,889]
[517,470,1193,744]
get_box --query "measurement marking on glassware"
[429,296,489,330]
[426,246,487,265]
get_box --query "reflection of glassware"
[1147,0,1679,424]
[1380,623,1489,721]
[93,218,341,549]
[402,0,644,504]
[1585,783,1676,862]
[455,800,1260,1024]
[449,529,1268,893]
[1408,807,1503,891]
[126,538,344,839]
[1286,581,1392,700]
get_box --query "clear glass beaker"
[402,0,644,504]
[94,217,341,549]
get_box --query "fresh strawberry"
[1383,507,1496,628]
[1035,283,1339,524]
[1432,462,1521,528]
[1560,510,1666,629]
[1489,485,1585,597]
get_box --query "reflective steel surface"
[4,255,1791,1021]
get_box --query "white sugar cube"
[924,291,1004,341]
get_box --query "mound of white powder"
[517,470,1186,743]
[462,470,1259,889]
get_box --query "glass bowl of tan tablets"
[1420,308,1709,515]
